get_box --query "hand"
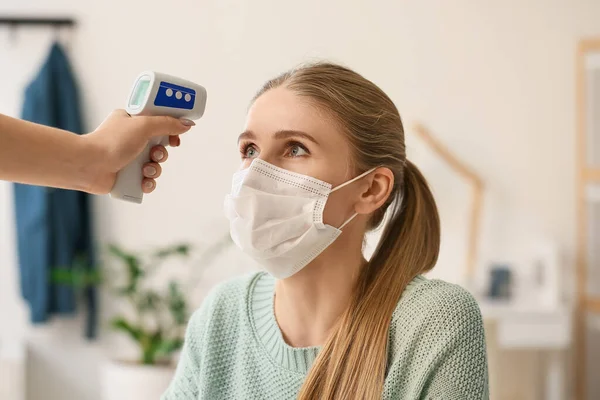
[82,109,195,194]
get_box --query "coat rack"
[0,17,76,27]
[0,16,76,43]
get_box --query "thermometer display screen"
[131,79,150,107]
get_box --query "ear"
[355,167,394,215]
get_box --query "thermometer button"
[184,93,192,102]
[165,88,173,97]
[175,91,183,100]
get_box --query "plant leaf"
[154,338,184,358]
[167,281,188,325]
[49,267,101,288]
[109,244,143,295]
[107,244,131,260]
[140,330,166,365]
[110,317,143,343]
[154,243,192,259]
[50,268,76,285]
[137,290,162,313]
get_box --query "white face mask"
[224,158,375,279]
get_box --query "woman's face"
[239,86,364,228]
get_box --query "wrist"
[75,133,107,193]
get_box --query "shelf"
[476,298,572,350]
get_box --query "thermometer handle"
[110,136,169,204]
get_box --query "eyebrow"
[237,130,319,145]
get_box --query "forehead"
[245,86,338,136]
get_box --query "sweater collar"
[248,271,426,375]
[249,272,320,375]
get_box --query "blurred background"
[0,0,598,399]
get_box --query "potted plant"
[52,236,231,400]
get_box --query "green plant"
[107,243,192,365]
[52,235,231,365]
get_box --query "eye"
[240,143,259,159]
[286,142,309,158]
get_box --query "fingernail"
[144,166,157,176]
[180,118,195,127]
[154,150,164,161]
[145,181,154,189]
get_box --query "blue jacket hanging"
[13,41,97,339]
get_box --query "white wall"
[1,0,599,399]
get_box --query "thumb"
[143,115,195,138]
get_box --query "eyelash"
[239,141,311,159]
[239,142,256,159]
[285,141,310,157]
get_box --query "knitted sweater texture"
[162,272,489,399]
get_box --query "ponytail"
[369,160,440,282]
[298,159,440,400]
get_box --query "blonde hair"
[254,62,441,400]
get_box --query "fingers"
[142,146,166,193]
[150,146,169,162]
[141,140,181,195]
[169,135,181,147]
[143,162,162,179]
[141,162,160,193]
[144,115,195,138]
[142,178,156,193]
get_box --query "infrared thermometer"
[110,71,207,204]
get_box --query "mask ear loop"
[338,213,358,229]
[330,167,378,193]
[331,167,378,229]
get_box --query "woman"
[0,110,194,193]
[162,62,488,399]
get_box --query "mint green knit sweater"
[161,272,489,399]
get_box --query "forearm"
[0,114,98,191]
